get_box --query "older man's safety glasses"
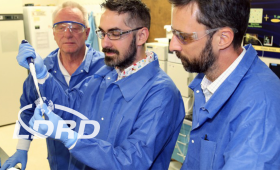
[53,21,86,34]
[95,27,143,40]
[171,27,220,44]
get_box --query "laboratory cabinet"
[171,119,192,163]
[23,6,58,59]
[0,14,27,126]
[159,60,167,73]
[145,42,168,72]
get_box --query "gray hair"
[53,1,89,27]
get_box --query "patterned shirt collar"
[115,51,155,81]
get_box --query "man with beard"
[16,0,185,169]
[1,2,105,170]
[168,0,280,169]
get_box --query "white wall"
[1,0,23,13]
[22,0,105,7]
[22,0,58,6]
[57,0,105,5]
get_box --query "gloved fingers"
[16,43,36,69]
[1,160,10,170]
[35,65,48,79]
[16,51,34,69]
[41,103,50,113]
[34,55,47,79]
[40,103,52,119]
[5,160,18,170]
[7,163,18,170]
[33,106,44,120]
[28,116,34,129]
[21,162,27,170]
[18,43,36,57]
[29,106,44,131]
[34,104,47,120]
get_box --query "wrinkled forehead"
[54,7,85,24]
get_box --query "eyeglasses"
[171,27,220,44]
[95,27,143,40]
[53,21,86,34]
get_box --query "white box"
[23,6,58,58]
[168,52,182,64]
[145,42,168,61]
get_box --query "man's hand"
[16,42,47,79]
[29,104,78,148]
[0,149,27,170]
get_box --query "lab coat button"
[192,140,194,143]
[54,71,57,73]
[196,90,200,93]
[107,77,111,80]
[101,117,104,120]
[81,70,84,72]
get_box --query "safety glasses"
[95,27,143,40]
[171,27,220,44]
[53,21,86,34]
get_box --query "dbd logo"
[14,103,100,139]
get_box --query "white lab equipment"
[260,57,280,67]
[167,60,196,116]
[167,38,196,116]
[171,119,192,163]
[145,42,168,72]
[7,168,20,170]
[260,57,280,79]
[0,13,27,126]
[23,6,58,59]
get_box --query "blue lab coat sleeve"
[18,73,40,140]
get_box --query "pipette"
[21,40,45,118]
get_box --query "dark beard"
[102,35,137,71]
[176,36,216,73]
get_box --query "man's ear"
[217,27,235,50]
[136,27,149,46]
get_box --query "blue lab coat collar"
[189,44,258,125]
[93,54,160,102]
[115,57,160,102]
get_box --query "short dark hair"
[169,0,251,49]
[101,0,151,30]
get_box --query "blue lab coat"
[19,44,104,170]
[181,44,280,170]
[39,55,186,170]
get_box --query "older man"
[1,1,104,170]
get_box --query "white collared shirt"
[57,47,88,85]
[201,47,246,102]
